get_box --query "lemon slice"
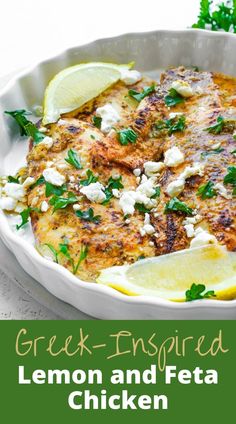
[42,62,133,125]
[97,245,236,301]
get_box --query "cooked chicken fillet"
[26,68,236,281]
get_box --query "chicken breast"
[26,67,236,281]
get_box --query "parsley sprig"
[204,116,225,134]
[45,240,88,274]
[223,166,236,195]
[116,128,138,145]
[128,84,156,102]
[5,110,45,144]
[164,197,193,215]
[49,192,78,213]
[164,88,185,107]
[102,176,124,205]
[197,181,217,199]
[155,115,186,135]
[76,208,101,224]
[185,283,216,302]
[16,207,40,230]
[80,170,98,186]
[65,149,83,169]
[192,0,236,33]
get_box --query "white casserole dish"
[0,29,236,319]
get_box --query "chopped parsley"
[45,182,67,197]
[151,186,161,199]
[92,116,102,129]
[185,283,216,302]
[116,128,138,145]
[164,197,193,215]
[102,176,124,205]
[79,169,98,186]
[5,109,45,144]
[46,240,88,274]
[197,181,217,199]
[16,207,31,230]
[49,192,78,213]
[7,175,20,183]
[155,115,186,135]
[75,207,101,224]
[201,147,224,157]
[135,203,151,213]
[204,116,225,134]
[231,149,236,155]
[65,149,83,169]
[223,166,236,194]
[164,88,185,107]
[192,0,236,33]
[128,84,156,103]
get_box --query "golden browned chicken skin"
[26,67,236,281]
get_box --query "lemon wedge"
[42,62,133,125]
[97,245,236,301]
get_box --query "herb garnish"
[164,88,185,107]
[80,169,98,186]
[197,181,217,199]
[16,207,40,230]
[65,149,83,169]
[49,192,78,213]
[128,84,156,103]
[5,110,45,144]
[151,186,161,199]
[192,0,236,33]
[155,115,186,135]
[31,175,67,197]
[185,283,216,302]
[201,147,224,158]
[135,203,151,213]
[76,208,101,224]
[92,116,102,129]
[204,116,225,134]
[7,175,20,183]
[45,240,88,274]
[116,128,138,145]
[102,176,124,205]
[164,197,193,215]
[223,166,236,194]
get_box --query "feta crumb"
[144,161,165,177]
[95,104,120,133]
[39,136,54,148]
[119,191,136,215]
[166,163,204,197]
[22,177,35,188]
[4,183,25,201]
[42,168,66,186]
[164,146,185,167]
[190,227,217,248]
[140,213,155,236]
[31,196,39,207]
[112,188,120,198]
[133,168,141,177]
[69,176,75,183]
[73,204,81,211]
[214,183,231,199]
[41,200,49,212]
[183,214,202,225]
[169,112,184,119]
[184,223,195,238]
[171,80,193,98]
[80,182,106,203]
[149,241,155,247]
[56,163,68,170]
[120,69,142,85]
[125,219,131,224]
[211,141,221,150]
[166,178,185,197]
[180,163,205,179]
[0,196,17,211]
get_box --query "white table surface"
[0,0,200,319]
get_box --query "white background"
[0,0,199,318]
[0,0,198,78]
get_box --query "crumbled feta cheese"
[22,177,35,188]
[120,69,142,85]
[164,146,185,167]
[214,183,231,199]
[133,168,141,177]
[166,178,185,197]
[190,227,217,248]
[56,162,68,170]
[125,218,131,224]
[140,213,155,236]
[184,223,195,238]
[80,182,106,203]
[166,163,204,197]
[0,196,17,211]
[136,175,156,198]
[171,80,193,98]
[144,161,165,177]
[149,241,155,247]
[39,136,54,148]
[46,161,54,168]
[73,204,81,211]
[69,176,75,183]
[41,201,49,212]
[4,183,25,201]
[169,112,184,119]
[180,163,205,179]
[119,191,136,215]
[42,168,66,186]
[31,196,39,207]
[95,104,120,133]
[211,141,221,150]
[14,203,25,213]
[112,188,120,198]
[183,214,202,225]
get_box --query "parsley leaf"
[223,166,236,187]
[5,109,45,144]
[102,176,124,205]
[185,283,216,302]
[80,169,98,186]
[128,84,156,102]
[92,116,102,129]
[117,128,138,145]
[155,115,186,135]
[44,243,59,263]
[164,197,193,215]
[7,175,20,183]
[76,207,101,223]
[135,203,151,213]
[197,181,217,199]
[45,182,67,197]
[65,149,83,169]
[204,116,225,134]
[151,186,161,199]
[231,149,236,155]
[192,0,236,33]
[201,147,224,157]
[49,192,78,213]
[16,207,31,230]
[164,88,185,107]
[59,241,88,274]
